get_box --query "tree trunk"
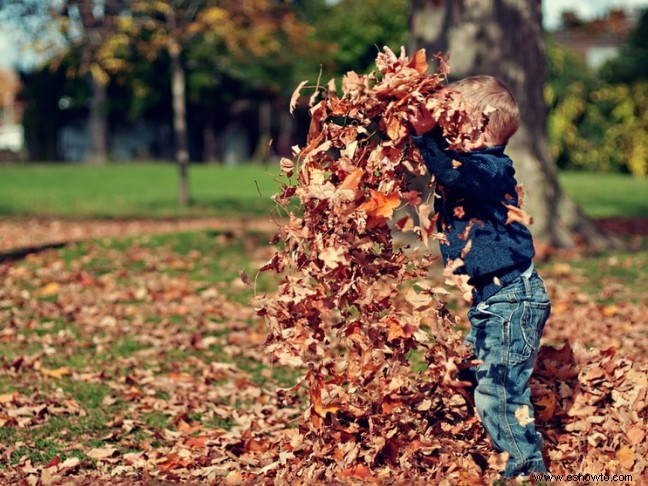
[255,99,272,161]
[203,117,217,163]
[409,0,617,249]
[169,39,190,206]
[86,73,109,165]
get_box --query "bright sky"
[542,0,648,29]
[1,1,647,70]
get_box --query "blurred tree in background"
[19,52,89,161]
[308,0,409,75]
[111,0,319,205]
[2,0,130,164]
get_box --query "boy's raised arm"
[412,128,513,198]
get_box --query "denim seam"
[500,320,525,471]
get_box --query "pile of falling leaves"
[254,47,648,484]
[255,47,488,482]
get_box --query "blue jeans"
[465,270,551,478]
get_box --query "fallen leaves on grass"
[0,225,645,484]
[0,233,302,484]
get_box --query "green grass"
[559,170,648,218]
[0,164,645,220]
[0,162,283,218]
[540,238,648,304]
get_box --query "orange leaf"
[225,471,245,485]
[178,419,202,435]
[0,414,17,427]
[157,452,193,471]
[166,372,194,383]
[503,203,533,226]
[381,397,403,414]
[339,167,363,192]
[41,367,71,379]
[384,114,407,141]
[185,435,209,450]
[0,392,18,404]
[310,381,341,417]
[616,446,635,470]
[311,393,340,417]
[341,464,373,479]
[357,190,400,220]
[37,282,60,296]
[44,455,62,469]
[626,424,646,446]
[409,49,429,74]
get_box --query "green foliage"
[578,83,648,177]
[546,11,648,178]
[310,0,410,75]
[545,41,594,169]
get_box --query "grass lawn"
[1,163,646,220]
[0,163,283,218]
[558,170,648,218]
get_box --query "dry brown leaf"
[514,405,534,427]
[503,203,533,226]
[290,80,308,114]
[40,367,71,379]
[616,445,635,470]
[87,447,120,461]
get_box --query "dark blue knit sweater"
[412,131,535,303]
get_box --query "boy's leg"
[467,272,550,478]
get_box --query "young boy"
[410,75,551,478]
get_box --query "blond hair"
[448,75,520,145]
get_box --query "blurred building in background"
[0,69,24,160]
[551,9,637,69]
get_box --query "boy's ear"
[482,128,499,146]
[462,132,489,152]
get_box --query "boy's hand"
[408,104,436,135]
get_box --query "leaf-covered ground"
[0,218,646,485]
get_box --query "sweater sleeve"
[411,130,514,199]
